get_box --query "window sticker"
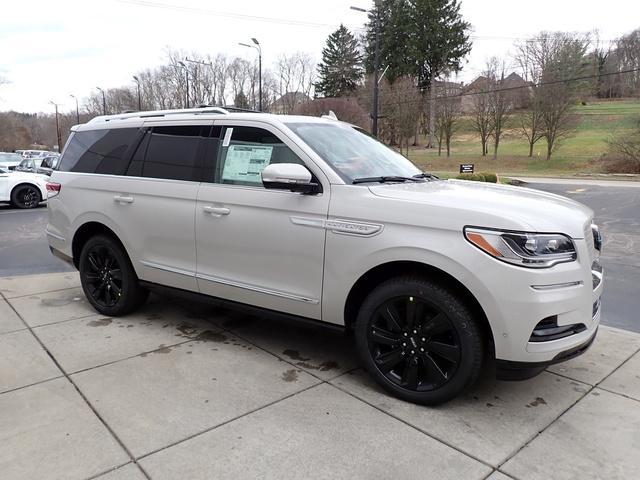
[222,127,233,147]
[221,145,273,182]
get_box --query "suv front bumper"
[495,326,598,380]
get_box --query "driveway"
[1,271,639,480]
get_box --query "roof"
[75,106,342,132]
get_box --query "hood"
[369,179,593,238]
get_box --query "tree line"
[1,0,639,160]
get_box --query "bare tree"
[275,52,315,113]
[515,31,590,160]
[608,117,640,172]
[434,78,462,157]
[470,77,493,156]
[486,58,514,159]
[520,92,545,157]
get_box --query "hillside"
[409,99,640,176]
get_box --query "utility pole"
[96,87,106,115]
[133,76,141,110]
[351,4,380,137]
[178,61,189,108]
[69,94,80,124]
[239,38,262,111]
[49,101,62,152]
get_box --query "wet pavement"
[1,272,639,480]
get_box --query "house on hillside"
[461,72,532,112]
[269,92,311,114]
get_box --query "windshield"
[286,122,422,182]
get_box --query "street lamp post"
[69,94,80,124]
[178,61,189,108]
[239,38,262,111]
[351,4,380,137]
[96,87,106,115]
[49,101,62,152]
[133,75,141,110]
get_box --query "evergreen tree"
[315,25,363,97]
[365,0,471,90]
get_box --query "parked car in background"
[37,155,60,176]
[0,167,48,208]
[17,150,53,159]
[15,158,44,173]
[0,152,23,171]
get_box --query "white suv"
[46,107,603,405]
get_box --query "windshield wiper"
[352,176,424,184]
[413,172,439,180]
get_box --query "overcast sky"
[1,0,639,114]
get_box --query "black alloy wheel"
[12,185,41,209]
[83,244,124,308]
[368,295,461,392]
[355,276,484,405]
[79,235,148,316]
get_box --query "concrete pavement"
[1,271,639,480]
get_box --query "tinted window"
[58,128,139,174]
[142,125,210,181]
[216,126,303,186]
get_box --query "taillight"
[46,182,61,198]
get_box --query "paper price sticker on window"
[222,145,273,183]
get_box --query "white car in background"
[0,167,48,209]
[0,152,24,171]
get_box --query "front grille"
[529,316,587,342]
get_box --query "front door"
[195,122,329,319]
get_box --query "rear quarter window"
[58,128,139,175]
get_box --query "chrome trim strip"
[290,216,383,237]
[139,260,196,278]
[45,229,66,242]
[196,272,320,305]
[531,281,583,291]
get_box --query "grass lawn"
[406,99,640,176]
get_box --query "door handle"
[114,195,134,204]
[203,206,230,216]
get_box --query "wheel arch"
[343,260,494,352]
[71,221,129,269]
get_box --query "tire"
[355,276,483,405]
[79,234,149,316]
[10,184,41,209]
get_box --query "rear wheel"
[79,235,148,316]
[355,276,483,405]
[11,184,41,209]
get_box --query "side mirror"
[262,163,320,194]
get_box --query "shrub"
[456,173,486,182]
[479,172,498,183]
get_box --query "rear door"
[116,121,213,291]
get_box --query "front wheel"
[355,276,484,405]
[79,235,148,316]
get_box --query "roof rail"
[196,104,262,114]
[87,106,231,124]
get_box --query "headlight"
[464,227,576,268]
